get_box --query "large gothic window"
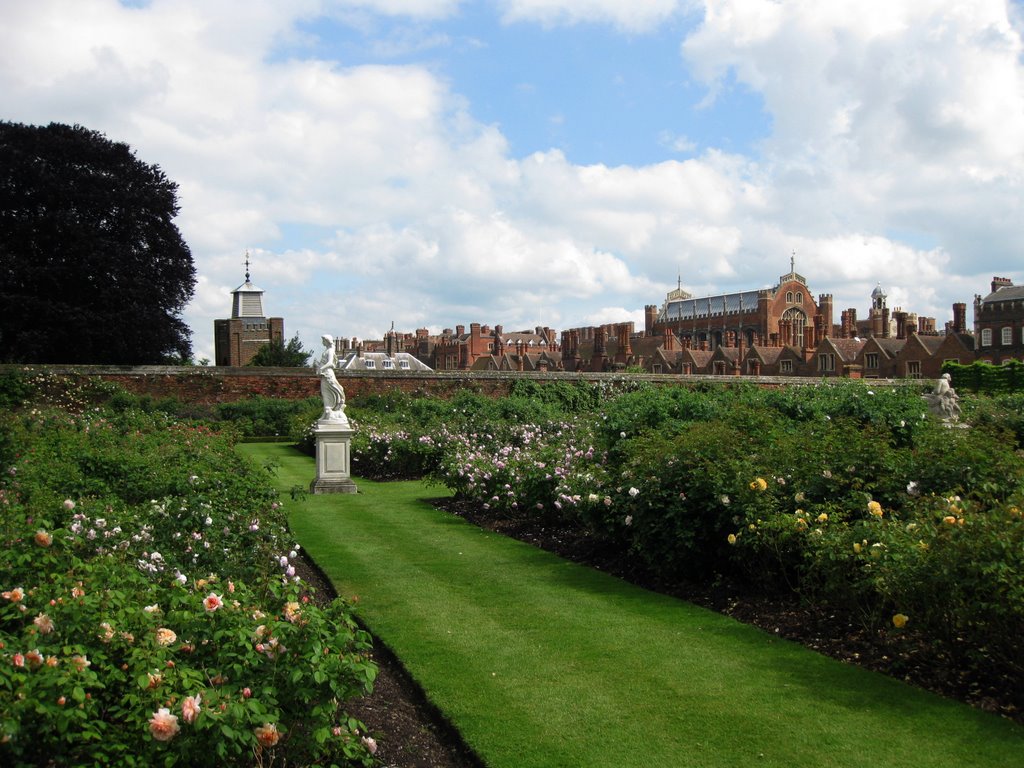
[783,307,807,343]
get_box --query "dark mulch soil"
[295,496,1021,768]
[293,553,485,768]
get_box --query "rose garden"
[2,369,1023,766]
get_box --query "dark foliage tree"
[247,333,312,367]
[0,121,196,363]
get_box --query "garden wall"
[1,364,901,405]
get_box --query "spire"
[790,249,795,274]
[231,251,265,318]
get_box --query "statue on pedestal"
[923,373,961,422]
[310,334,356,493]
[314,335,347,423]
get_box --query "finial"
[791,249,795,274]
[244,250,251,282]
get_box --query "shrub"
[0,395,378,766]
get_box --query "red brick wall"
[2,364,908,405]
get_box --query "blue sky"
[2,1,1023,362]
[289,5,770,166]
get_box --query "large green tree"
[0,121,196,363]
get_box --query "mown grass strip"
[241,443,1024,768]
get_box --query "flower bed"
[346,381,1024,710]
[0,402,379,766]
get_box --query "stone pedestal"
[310,419,357,494]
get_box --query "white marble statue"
[314,335,347,422]
[923,373,961,422]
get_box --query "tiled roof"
[828,338,866,360]
[981,285,1024,302]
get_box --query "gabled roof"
[901,334,944,355]
[939,332,976,352]
[747,345,783,364]
[681,348,714,366]
[823,338,866,361]
[866,337,905,357]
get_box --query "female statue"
[314,335,346,421]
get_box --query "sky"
[3,0,1024,362]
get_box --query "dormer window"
[363,359,376,369]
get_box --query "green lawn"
[241,443,1024,768]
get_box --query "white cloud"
[682,0,1024,273]
[3,0,1022,363]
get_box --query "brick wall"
[2,364,908,405]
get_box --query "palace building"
[645,258,833,352]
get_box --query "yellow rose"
[817,513,828,523]
[892,613,909,629]
[867,500,883,518]
[853,542,862,554]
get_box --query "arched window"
[796,292,803,304]
[786,291,793,302]
[782,307,807,345]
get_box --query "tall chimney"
[952,303,967,334]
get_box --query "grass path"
[241,443,1024,768]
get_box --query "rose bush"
[0,392,379,767]
[345,379,1024,701]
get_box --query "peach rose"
[148,708,180,742]
[254,723,280,748]
[181,693,202,724]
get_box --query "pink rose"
[148,708,180,742]
[202,593,223,612]
[181,693,201,724]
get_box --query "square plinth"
[310,420,358,494]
